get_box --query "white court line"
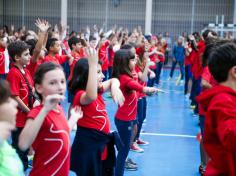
[141,132,196,138]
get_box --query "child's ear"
[14,55,20,62]
[231,66,236,79]
[35,84,43,94]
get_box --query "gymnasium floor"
[67,68,201,176]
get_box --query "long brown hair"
[112,49,135,78]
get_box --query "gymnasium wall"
[1,0,234,38]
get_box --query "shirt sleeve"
[124,76,144,92]
[58,55,68,64]
[73,90,86,107]
[27,107,41,120]
[213,96,236,151]
[6,70,21,96]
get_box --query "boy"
[6,41,34,171]
[67,36,84,81]
[197,42,236,175]
[44,37,74,65]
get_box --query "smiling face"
[129,57,137,71]
[97,64,105,88]
[35,68,66,100]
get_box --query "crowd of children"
[1,18,236,176]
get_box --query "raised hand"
[111,87,125,106]
[70,106,83,122]
[155,88,166,93]
[35,19,50,33]
[54,24,59,33]
[143,87,166,96]
[145,57,155,67]
[86,26,90,34]
[137,26,142,34]
[85,47,98,65]
[10,25,15,32]
[43,94,65,112]
[93,25,98,32]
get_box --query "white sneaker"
[130,142,144,153]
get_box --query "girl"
[112,49,158,176]
[18,62,83,176]
[121,44,155,153]
[69,48,124,176]
[134,50,156,147]
[0,80,24,176]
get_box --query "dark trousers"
[169,60,184,80]
[199,115,205,136]
[0,74,7,80]
[71,127,111,176]
[190,77,202,114]
[11,127,29,171]
[136,97,147,140]
[164,51,169,65]
[115,118,134,176]
[108,66,113,79]
[147,68,156,87]
[184,65,192,94]
[155,62,163,84]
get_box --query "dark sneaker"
[136,139,149,146]
[199,164,206,175]
[125,161,138,171]
[126,158,137,166]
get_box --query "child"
[67,36,85,118]
[112,49,158,176]
[169,36,185,82]
[89,35,98,49]
[18,62,83,176]
[67,36,84,81]
[6,41,34,171]
[197,42,236,175]
[0,80,24,176]
[69,48,124,176]
[98,35,110,81]
[120,44,155,154]
[0,35,9,80]
[197,39,227,175]
[44,37,74,65]
[134,51,155,147]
